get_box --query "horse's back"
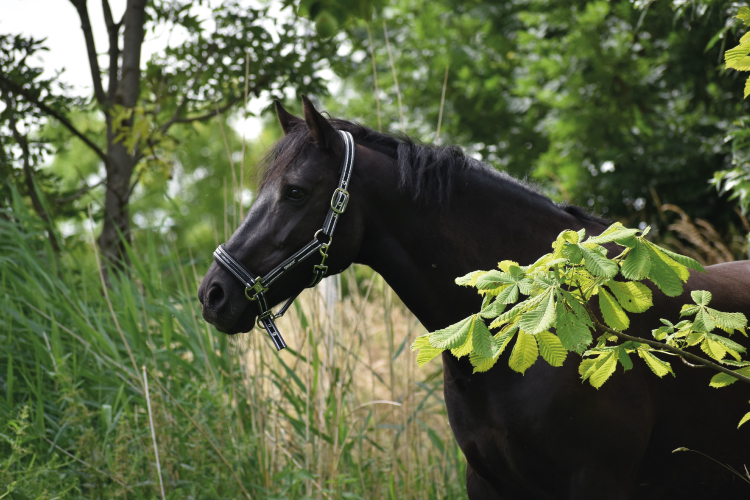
[692,260,750,313]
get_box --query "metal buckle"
[314,229,332,245]
[330,188,349,214]
[244,281,268,301]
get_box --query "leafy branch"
[412,223,750,426]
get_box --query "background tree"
[335,0,749,251]
[0,0,337,269]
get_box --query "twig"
[145,367,254,500]
[435,65,449,145]
[673,447,750,484]
[591,317,750,385]
[0,74,108,165]
[680,356,706,368]
[171,95,242,124]
[365,22,382,133]
[383,20,405,133]
[143,367,167,500]
[55,179,105,204]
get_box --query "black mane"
[260,118,608,225]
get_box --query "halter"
[213,130,355,351]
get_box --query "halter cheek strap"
[212,130,355,351]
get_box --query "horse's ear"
[301,95,341,152]
[275,100,301,135]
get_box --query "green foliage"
[412,223,748,415]
[713,6,750,222]
[336,0,746,232]
[0,193,467,499]
[291,0,386,37]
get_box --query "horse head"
[197,96,366,336]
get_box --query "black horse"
[198,96,750,499]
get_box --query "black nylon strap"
[212,130,355,351]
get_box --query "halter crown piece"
[213,130,356,350]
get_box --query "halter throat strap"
[212,130,355,350]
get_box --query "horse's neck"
[355,159,604,332]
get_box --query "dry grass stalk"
[365,22,382,133]
[662,204,734,264]
[436,65,449,145]
[142,366,167,500]
[383,19,405,133]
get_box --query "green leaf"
[579,358,596,377]
[479,299,506,319]
[519,291,557,335]
[691,290,712,306]
[586,226,640,245]
[725,39,750,70]
[455,271,485,287]
[508,331,538,375]
[709,309,748,333]
[555,302,593,354]
[617,347,633,371]
[680,304,701,317]
[496,284,520,304]
[709,367,750,388]
[693,308,716,333]
[621,240,651,281]
[470,326,518,373]
[559,290,593,327]
[590,352,617,389]
[598,288,630,331]
[638,349,674,377]
[645,246,683,297]
[579,245,619,278]
[701,337,727,361]
[476,270,510,290]
[653,246,706,274]
[745,76,750,99]
[738,412,750,429]
[472,317,493,359]
[562,243,582,264]
[451,322,475,358]
[537,330,567,367]
[606,281,653,313]
[737,6,750,24]
[429,316,473,349]
[649,244,690,282]
[412,335,444,368]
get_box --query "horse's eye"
[286,187,307,201]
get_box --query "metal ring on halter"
[314,229,332,246]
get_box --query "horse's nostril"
[206,284,225,309]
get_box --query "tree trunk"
[98,137,136,267]
[96,0,146,269]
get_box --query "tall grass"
[0,189,466,499]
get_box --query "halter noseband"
[212,130,355,351]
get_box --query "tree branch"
[102,0,121,102]
[166,95,243,127]
[2,91,60,251]
[55,179,105,204]
[572,279,750,386]
[70,0,107,104]
[0,73,109,164]
[591,317,750,386]
[118,0,146,107]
